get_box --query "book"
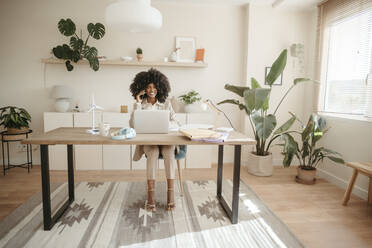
[179,129,221,140]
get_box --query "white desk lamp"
[204,99,235,131]
[86,94,104,134]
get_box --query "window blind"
[315,0,372,116]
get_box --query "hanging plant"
[52,18,105,71]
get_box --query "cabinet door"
[158,113,187,170]
[102,113,131,170]
[43,112,73,170]
[74,112,103,170]
[185,113,214,168]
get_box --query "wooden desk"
[22,127,255,230]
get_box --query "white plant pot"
[247,152,273,176]
[55,98,70,112]
[184,103,201,113]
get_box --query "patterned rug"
[0,180,303,248]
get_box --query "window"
[322,8,372,115]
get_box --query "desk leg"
[40,144,74,230]
[68,145,75,202]
[217,145,241,224]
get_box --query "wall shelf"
[41,58,208,68]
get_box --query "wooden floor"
[1,164,372,248]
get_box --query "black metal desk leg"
[40,145,52,230]
[2,139,5,176]
[67,145,74,202]
[231,145,241,224]
[217,145,224,197]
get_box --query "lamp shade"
[105,0,162,33]
[52,85,72,99]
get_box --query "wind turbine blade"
[87,107,94,112]
[95,105,104,110]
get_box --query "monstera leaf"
[87,57,99,71]
[266,49,287,86]
[58,19,76,36]
[52,44,73,60]
[87,23,105,40]
[224,84,250,97]
[65,60,73,71]
[83,46,98,60]
[70,37,84,51]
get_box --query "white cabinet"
[43,112,73,170]
[185,113,214,168]
[102,113,131,170]
[73,112,103,170]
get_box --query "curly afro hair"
[129,68,171,103]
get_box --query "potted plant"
[218,49,311,176]
[280,113,344,184]
[179,90,202,113]
[0,106,31,134]
[136,48,143,61]
[52,18,105,71]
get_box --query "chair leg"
[342,168,358,206]
[368,176,372,205]
[177,160,184,197]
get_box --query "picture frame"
[265,66,282,86]
[175,36,196,63]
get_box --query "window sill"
[318,112,372,123]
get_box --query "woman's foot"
[146,180,156,212]
[167,179,175,210]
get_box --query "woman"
[129,68,179,211]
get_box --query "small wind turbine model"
[86,93,104,134]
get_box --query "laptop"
[133,110,169,134]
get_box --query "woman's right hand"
[136,90,145,102]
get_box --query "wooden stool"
[342,162,372,206]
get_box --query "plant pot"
[247,152,273,176]
[184,103,202,113]
[7,127,29,134]
[296,166,316,184]
[137,54,143,61]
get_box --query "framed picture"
[265,67,282,86]
[175,36,196,62]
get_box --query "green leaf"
[87,23,105,40]
[65,60,73,71]
[58,18,76,36]
[52,44,74,60]
[83,46,98,60]
[251,77,261,89]
[243,88,271,112]
[70,37,84,51]
[273,114,296,136]
[87,57,99,71]
[327,156,344,164]
[280,133,299,167]
[266,49,287,86]
[224,84,250,97]
[294,78,310,85]
[252,113,277,141]
[217,99,250,115]
[302,116,314,141]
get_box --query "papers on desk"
[179,129,229,143]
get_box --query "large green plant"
[0,106,31,129]
[218,49,310,156]
[280,114,344,169]
[52,18,105,71]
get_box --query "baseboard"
[317,168,368,201]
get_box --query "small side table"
[1,129,33,175]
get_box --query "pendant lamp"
[105,0,162,33]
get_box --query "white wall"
[242,4,316,164]
[0,0,245,165]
